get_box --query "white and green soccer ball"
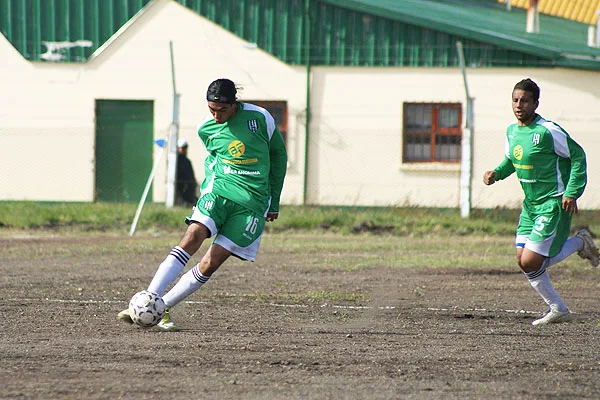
[128,290,166,327]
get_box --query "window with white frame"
[403,103,462,163]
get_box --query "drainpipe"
[590,10,600,47]
[303,0,312,205]
[597,10,600,47]
[526,0,539,33]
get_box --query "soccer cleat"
[117,308,134,324]
[156,307,179,331]
[576,228,599,267]
[532,308,573,326]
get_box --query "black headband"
[206,79,237,104]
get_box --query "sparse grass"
[306,290,367,302]
[1,201,599,239]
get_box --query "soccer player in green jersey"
[118,78,288,330]
[483,78,599,326]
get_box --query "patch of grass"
[1,201,599,238]
[306,290,367,302]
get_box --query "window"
[244,100,288,145]
[403,103,462,163]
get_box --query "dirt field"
[1,232,599,400]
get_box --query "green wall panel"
[0,0,151,62]
[95,100,154,203]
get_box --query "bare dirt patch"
[1,232,599,399]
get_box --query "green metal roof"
[1,0,599,70]
[323,0,600,69]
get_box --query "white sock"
[163,264,210,307]
[147,246,190,296]
[545,237,583,268]
[525,267,567,312]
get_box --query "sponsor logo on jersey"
[519,178,537,183]
[223,165,261,175]
[228,140,245,157]
[223,158,258,165]
[513,163,533,170]
[203,200,214,211]
[248,119,258,133]
[532,133,540,146]
[513,145,523,160]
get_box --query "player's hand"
[265,212,279,222]
[483,171,497,185]
[562,197,578,216]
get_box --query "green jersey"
[197,102,287,215]
[493,114,587,205]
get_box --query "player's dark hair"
[514,78,540,102]
[206,78,238,104]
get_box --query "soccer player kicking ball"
[483,78,599,326]
[118,78,288,330]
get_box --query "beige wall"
[1,0,599,209]
[307,67,600,209]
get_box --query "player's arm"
[483,157,514,185]
[559,137,587,215]
[266,127,288,221]
[563,137,587,200]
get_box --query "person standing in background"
[176,138,198,207]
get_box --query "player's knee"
[189,222,210,241]
[179,223,209,254]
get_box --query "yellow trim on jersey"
[513,163,534,170]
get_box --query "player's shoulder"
[197,115,214,132]
[239,102,274,120]
[535,115,568,136]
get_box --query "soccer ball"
[128,290,166,327]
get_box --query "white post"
[597,10,600,47]
[526,0,539,33]
[456,41,474,218]
[588,25,596,47]
[129,140,167,236]
[165,41,180,209]
[165,94,180,208]
[460,98,474,219]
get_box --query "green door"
[95,100,154,202]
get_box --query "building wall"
[1,0,599,209]
[0,0,307,204]
[307,66,600,209]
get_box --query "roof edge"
[87,0,161,62]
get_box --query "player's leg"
[543,209,596,268]
[158,204,266,330]
[516,200,572,325]
[162,244,231,308]
[156,245,231,331]
[148,194,223,297]
[117,223,209,325]
[544,236,583,268]
[575,228,599,267]
[146,222,210,295]
[118,195,217,325]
